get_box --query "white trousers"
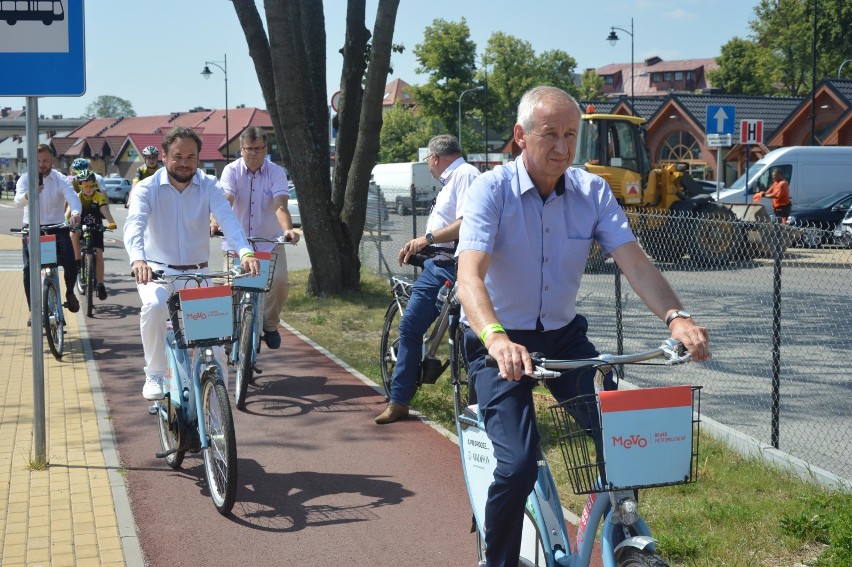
[137,271,229,388]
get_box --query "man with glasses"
[375,134,480,424]
[212,126,299,350]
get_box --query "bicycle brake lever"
[661,338,692,365]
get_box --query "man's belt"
[150,260,209,271]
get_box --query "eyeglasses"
[422,153,436,162]
[241,146,267,154]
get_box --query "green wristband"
[240,251,255,260]
[479,323,506,344]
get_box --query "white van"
[370,162,440,215]
[714,146,852,210]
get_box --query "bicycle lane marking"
[278,319,604,566]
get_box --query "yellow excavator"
[575,108,768,266]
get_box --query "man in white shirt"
[375,134,480,424]
[212,126,300,350]
[15,144,83,316]
[125,127,259,400]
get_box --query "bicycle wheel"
[84,253,95,318]
[234,305,254,411]
[202,368,237,515]
[452,323,475,406]
[616,547,669,567]
[43,277,64,360]
[379,300,403,399]
[156,399,185,469]
[518,508,547,567]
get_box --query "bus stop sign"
[0,0,86,96]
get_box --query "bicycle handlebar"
[211,231,295,245]
[484,339,691,379]
[10,221,72,235]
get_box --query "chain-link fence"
[358,206,852,487]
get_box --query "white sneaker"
[143,376,165,400]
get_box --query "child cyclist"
[70,170,117,300]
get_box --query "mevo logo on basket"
[178,285,233,341]
[598,385,693,489]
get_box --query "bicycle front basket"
[229,251,277,292]
[550,385,701,494]
[168,285,238,349]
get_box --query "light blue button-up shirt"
[457,156,634,331]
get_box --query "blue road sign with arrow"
[705,105,735,136]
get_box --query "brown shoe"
[375,402,409,424]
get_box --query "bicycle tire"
[379,300,403,399]
[451,323,475,406]
[85,253,95,318]
[156,399,185,469]
[234,305,254,411]
[616,547,669,567]
[517,508,547,567]
[43,277,63,360]
[202,368,237,515]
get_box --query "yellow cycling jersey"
[134,164,161,184]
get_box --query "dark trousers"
[463,315,613,567]
[22,227,78,308]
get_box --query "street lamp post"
[201,54,229,159]
[458,86,484,153]
[607,17,634,113]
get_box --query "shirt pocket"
[550,237,593,289]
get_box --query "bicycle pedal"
[253,365,263,375]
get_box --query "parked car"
[834,207,852,247]
[287,183,301,228]
[693,179,725,195]
[101,177,132,204]
[788,191,852,247]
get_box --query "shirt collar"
[238,157,264,176]
[439,156,466,186]
[516,155,565,200]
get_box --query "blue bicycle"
[12,222,70,360]
[150,269,242,515]
[227,235,293,411]
[453,338,701,567]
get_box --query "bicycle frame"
[231,288,264,366]
[159,332,225,453]
[452,341,694,567]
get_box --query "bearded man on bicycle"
[455,87,710,567]
[15,144,82,317]
[125,127,259,401]
[374,134,480,424]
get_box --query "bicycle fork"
[573,489,657,567]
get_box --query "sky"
[0,0,760,120]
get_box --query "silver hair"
[427,134,461,157]
[516,86,581,131]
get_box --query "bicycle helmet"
[71,158,90,174]
[142,145,160,157]
[75,170,96,184]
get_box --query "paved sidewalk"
[0,232,141,566]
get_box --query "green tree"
[378,102,437,163]
[84,95,136,118]
[714,0,852,96]
[482,33,539,135]
[409,18,477,137]
[707,37,775,95]
[231,0,401,295]
[578,69,605,101]
[537,50,579,98]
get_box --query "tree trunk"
[231,0,400,296]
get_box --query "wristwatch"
[665,310,692,327]
[425,232,434,245]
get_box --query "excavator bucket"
[719,203,782,257]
